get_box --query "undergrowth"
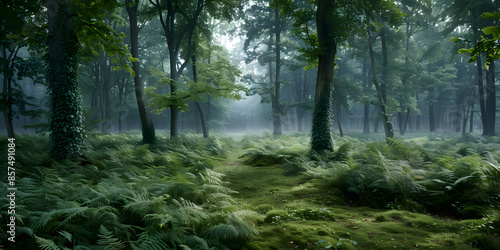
[238,132,500,248]
[0,133,257,249]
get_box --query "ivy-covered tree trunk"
[47,0,84,159]
[126,0,156,144]
[310,0,336,153]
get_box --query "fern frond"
[36,236,60,250]
[133,229,172,250]
[97,225,126,250]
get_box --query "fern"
[133,229,172,249]
[36,236,60,250]
[2,134,258,249]
[97,225,126,250]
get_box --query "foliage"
[146,46,246,113]
[240,134,309,167]
[242,133,499,221]
[0,133,257,249]
[453,11,500,69]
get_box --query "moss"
[465,234,500,249]
[211,133,500,250]
[458,205,486,219]
[375,215,387,222]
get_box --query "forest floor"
[3,132,498,249]
[213,137,490,250]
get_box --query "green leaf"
[450,37,462,43]
[482,26,499,36]
[458,48,472,54]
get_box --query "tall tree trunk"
[47,0,84,159]
[272,7,282,136]
[367,21,394,139]
[476,55,488,135]
[484,60,496,135]
[126,0,156,143]
[462,93,470,135]
[195,102,208,138]
[380,27,388,104]
[310,0,336,153]
[402,108,410,135]
[455,90,465,133]
[151,0,202,139]
[118,80,124,132]
[102,56,111,132]
[469,91,475,133]
[398,20,412,136]
[429,103,436,132]
[2,74,14,138]
[1,46,15,138]
[362,57,370,134]
[336,104,344,137]
[191,46,208,138]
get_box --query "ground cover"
[1,131,498,249]
[214,132,500,249]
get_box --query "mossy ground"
[214,134,499,250]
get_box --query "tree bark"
[336,104,344,137]
[367,21,394,139]
[296,70,306,132]
[47,0,84,159]
[1,46,15,138]
[126,0,156,144]
[469,91,475,133]
[272,7,282,136]
[362,58,370,134]
[429,103,436,132]
[191,47,208,138]
[310,0,336,153]
[484,60,496,135]
[151,0,203,139]
[476,55,488,135]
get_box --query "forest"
[1,0,500,249]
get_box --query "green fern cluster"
[0,133,257,250]
[268,134,499,220]
[240,134,309,167]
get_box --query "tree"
[1,0,43,138]
[365,16,394,139]
[47,0,132,159]
[309,0,337,153]
[146,43,246,133]
[396,0,433,135]
[454,11,499,136]
[149,0,204,139]
[276,0,364,151]
[46,0,85,159]
[362,0,405,139]
[243,0,287,136]
[126,0,156,143]
[448,0,497,136]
